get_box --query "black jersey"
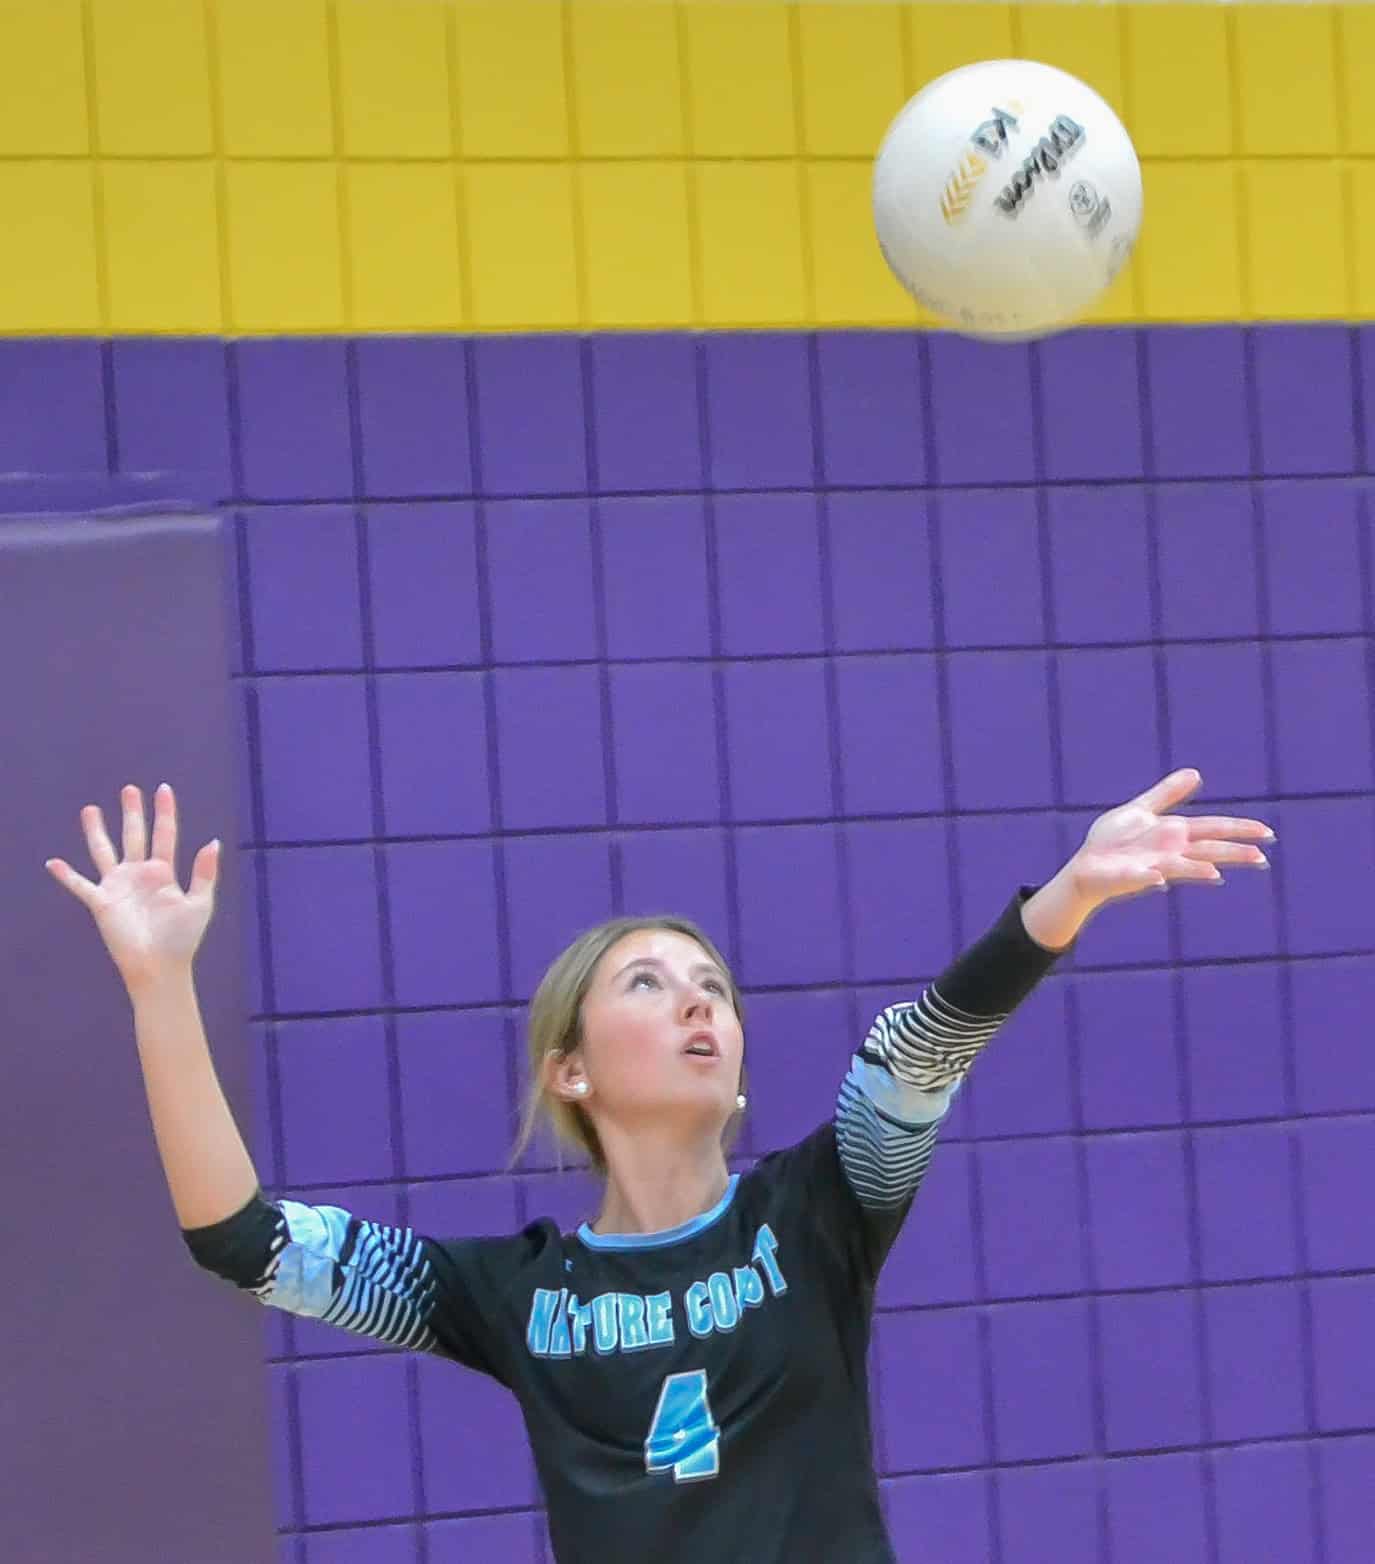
[431,1120,906,1561]
[184,887,1066,1563]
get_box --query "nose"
[683,986,714,1022]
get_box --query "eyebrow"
[614,956,727,984]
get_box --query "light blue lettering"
[733,1264,765,1311]
[526,1288,561,1357]
[536,1237,785,1361]
[548,1288,572,1357]
[753,1224,787,1296]
[592,1292,620,1354]
[646,1291,674,1346]
[685,1280,713,1339]
[707,1271,739,1331]
[568,1295,594,1356]
[618,1292,651,1352]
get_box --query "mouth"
[682,1031,719,1060]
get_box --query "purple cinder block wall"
[5,323,1374,1563]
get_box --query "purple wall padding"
[0,492,271,1563]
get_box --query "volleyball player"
[46,769,1272,1561]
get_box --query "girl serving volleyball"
[47,768,1272,1562]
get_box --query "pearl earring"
[572,1081,589,1097]
[736,1094,747,1112]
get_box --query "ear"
[545,1049,589,1105]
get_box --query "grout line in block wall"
[323,1,352,332]
[201,0,234,335]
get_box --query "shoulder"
[424,1215,566,1291]
[738,1123,846,1210]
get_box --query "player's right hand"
[45,783,221,993]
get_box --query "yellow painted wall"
[0,0,1367,334]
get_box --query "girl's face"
[557,929,745,1133]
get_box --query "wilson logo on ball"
[992,114,1085,216]
[939,150,988,224]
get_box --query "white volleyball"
[873,59,1143,340]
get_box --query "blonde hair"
[510,915,748,1177]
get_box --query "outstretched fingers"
[81,803,119,877]
[1185,815,1275,843]
[1180,840,1270,869]
[46,856,99,906]
[121,784,147,863]
[150,783,178,868]
[1129,769,1206,819]
[1160,854,1226,883]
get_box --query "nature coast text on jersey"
[525,1222,787,1358]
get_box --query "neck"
[590,1128,731,1237]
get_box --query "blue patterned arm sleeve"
[182,1191,444,1353]
[836,886,1070,1211]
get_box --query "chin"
[649,1086,735,1125]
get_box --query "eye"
[628,970,727,996]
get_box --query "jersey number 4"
[644,1369,720,1483]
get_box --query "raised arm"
[45,784,447,1351]
[45,783,259,1228]
[833,767,1276,1214]
[834,883,1069,1212]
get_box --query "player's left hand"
[1068,768,1275,908]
